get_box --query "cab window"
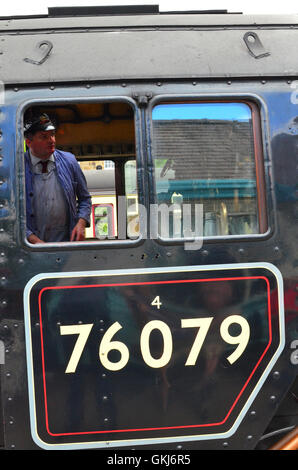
[151,101,267,239]
[24,102,138,243]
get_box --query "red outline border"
[36,275,272,437]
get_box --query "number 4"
[151,296,162,309]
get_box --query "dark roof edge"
[0,5,239,20]
[48,5,160,16]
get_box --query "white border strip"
[23,262,285,450]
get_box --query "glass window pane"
[151,102,261,239]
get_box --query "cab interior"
[24,102,138,241]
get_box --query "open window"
[151,101,267,240]
[24,101,139,243]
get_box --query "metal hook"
[243,32,270,59]
[24,40,53,65]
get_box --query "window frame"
[148,94,270,244]
[19,95,145,250]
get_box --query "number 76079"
[59,314,250,374]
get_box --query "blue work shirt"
[25,149,91,241]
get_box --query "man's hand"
[28,234,45,244]
[70,218,87,242]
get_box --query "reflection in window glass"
[152,102,261,238]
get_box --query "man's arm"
[71,156,92,228]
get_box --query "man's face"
[26,130,56,159]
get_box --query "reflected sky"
[152,102,251,121]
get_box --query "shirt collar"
[29,150,55,166]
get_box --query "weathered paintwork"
[0,9,297,450]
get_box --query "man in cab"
[24,113,91,243]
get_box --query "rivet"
[176,445,182,449]
[50,86,55,90]
[86,84,91,88]
[18,258,24,264]
[227,80,232,85]
[238,248,244,254]
[102,396,108,401]
[6,372,10,377]
[247,435,253,440]
[261,80,266,84]
[202,250,209,256]
[121,83,127,87]
[156,82,162,86]
[14,87,19,92]
[250,410,256,417]
[104,417,109,422]
[270,395,276,401]
[192,81,197,86]
[274,246,279,252]
[273,371,280,380]
[223,441,229,447]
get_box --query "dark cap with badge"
[24,113,56,136]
